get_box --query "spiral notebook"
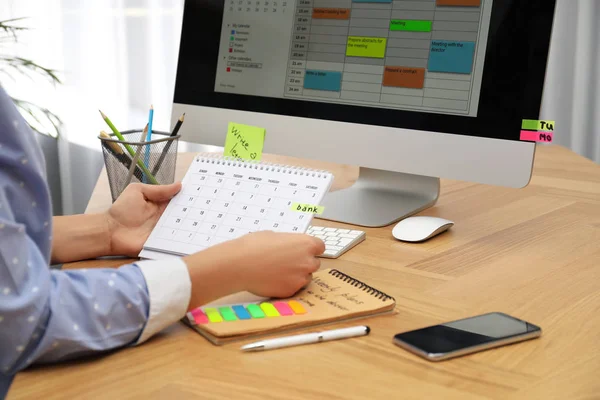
[139,154,334,259]
[183,269,397,345]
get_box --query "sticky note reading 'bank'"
[224,122,266,161]
[291,203,325,214]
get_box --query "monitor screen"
[173,0,555,141]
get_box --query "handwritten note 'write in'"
[291,203,325,214]
[224,122,266,161]
[522,120,555,131]
[520,130,554,143]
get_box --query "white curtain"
[1,0,187,214]
[1,0,598,214]
[540,0,600,163]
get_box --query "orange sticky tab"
[288,300,307,314]
[260,302,280,317]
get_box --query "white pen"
[240,325,370,352]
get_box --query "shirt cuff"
[134,257,191,344]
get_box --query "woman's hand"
[107,182,181,257]
[183,231,325,310]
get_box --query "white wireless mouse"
[392,216,454,242]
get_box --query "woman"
[0,86,324,397]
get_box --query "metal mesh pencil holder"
[98,129,180,202]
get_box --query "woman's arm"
[50,214,112,264]
[51,183,182,264]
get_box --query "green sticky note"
[291,202,325,215]
[218,307,238,321]
[260,302,280,317]
[346,36,387,58]
[247,304,265,318]
[390,20,432,32]
[224,122,266,161]
[205,308,223,323]
[522,119,555,131]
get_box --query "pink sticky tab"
[273,301,294,316]
[191,308,209,324]
[520,130,553,143]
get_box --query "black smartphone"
[393,312,542,361]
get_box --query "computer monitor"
[171,0,557,227]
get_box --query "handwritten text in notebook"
[140,155,333,258]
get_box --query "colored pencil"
[143,105,154,183]
[99,110,158,184]
[151,113,184,176]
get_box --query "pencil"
[143,105,154,183]
[99,110,158,184]
[151,113,184,176]
[100,131,144,181]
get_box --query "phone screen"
[394,312,540,355]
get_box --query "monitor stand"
[317,167,440,228]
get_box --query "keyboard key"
[324,228,337,232]
[350,230,363,235]
[338,238,353,246]
[311,226,324,231]
[324,232,338,237]
[337,229,350,233]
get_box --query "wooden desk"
[10,146,600,399]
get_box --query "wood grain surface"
[9,145,600,400]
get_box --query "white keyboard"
[307,226,366,259]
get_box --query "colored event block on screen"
[205,308,223,323]
[304,70,342,91]
[288,300,307,314]
[219,307,238,321]
[436,0,481,6]
[273,302,294,316]
[313,8,350,19]
[390,20,432,32]
[520,130,553,143]
[353,0,392,3]
[428,41,475,74]
[190,308,209,324]
[232,305,251,320]
[260,302,281,317]
[383,66,425,88]
[346,37,387,58]
[246,304,265,318]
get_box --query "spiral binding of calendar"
[194,154,332,179]
[328,269,395,302]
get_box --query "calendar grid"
[141,156,333,258]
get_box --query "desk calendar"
[139,154,334,259]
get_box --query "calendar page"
[139,155,333,259]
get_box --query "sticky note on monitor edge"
[224,122,266,161]
[522,120,555,131]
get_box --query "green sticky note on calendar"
[224,122,266,161]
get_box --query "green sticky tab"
[390,20,432,32]
[291,202,325,215]
[346,36,387,58]
[219,307,238,321]
[247,304,265,318]
[224,122,266,161]
[205,308,223,323]
[522,119,555,131]
[260,302,280,317]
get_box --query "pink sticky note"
[273,301,294,316]
[191,308,209,324]
[520,130,553,143]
